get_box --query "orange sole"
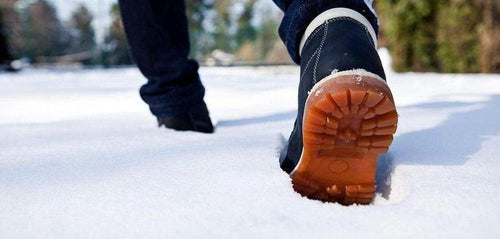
[291,74,398,205]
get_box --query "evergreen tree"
[69,5,95,54]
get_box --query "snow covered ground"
[1,58,500,238]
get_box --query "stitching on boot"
[300,49,319,82]
[302,24,326,52]
[313,22,329,84]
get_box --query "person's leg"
[118,0,213,133]
[274,0,398,205]
[272,0,378,63]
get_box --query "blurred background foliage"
[0,0,498,72]
[377,0,499,73]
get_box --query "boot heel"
[292,72,397,205]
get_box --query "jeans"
[118,0,378,117]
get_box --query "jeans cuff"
[141,80,206,118]
[279,0,379,64]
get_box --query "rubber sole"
[291,74,398,205]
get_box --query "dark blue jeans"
[119,0,378,117]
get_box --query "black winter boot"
[158,101,214,133]
[280,8,398,205]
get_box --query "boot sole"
[291,73,398,205]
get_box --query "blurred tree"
[436,0,481,73]
[235,0,257,49]
[376,0,439,72]
[0,6,14,64]
[376,0,499,73]
[234,7,281,62]
[68,4,95,64]
[477,0,500,73]
[102,3,132,66]
[256,11,279,61]
[19,0,72,62]
[213,0,233,52]
[2,0,25,59]
[185,0,212,59]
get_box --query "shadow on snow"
[376,94,500,199]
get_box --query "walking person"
[118,0,398,205]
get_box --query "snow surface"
[1,58,500,238]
